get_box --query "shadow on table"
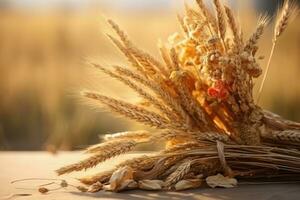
[70,189,232,200]
[70,184,300,200]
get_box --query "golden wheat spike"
[56,140,137,175]
[170,48,180,71]
[244,15,269,53]
[262,130,300,144]
[106,34,144,74]
[108,19,168,77]
[195,0,217,34]
[82,91,170,129]
[90,63,174,118]
[107,19,131,47]
[224,5,240,47]
[113,66,190,123]
[177,14,189,36]
[257,1,298,103]
[274,0,299,41]
[165,160,192,186]
[213,0,227,43]
[158,40,173,72]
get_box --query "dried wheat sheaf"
[57,0,300,192]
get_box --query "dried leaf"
[118,179,138,191]
[109,166,134,191]
[76,186,88,192]
[138,180,164,191]
[206,173,237,188]
[88,182,103,193]
[175,179,202,191]
[103,184,112,191]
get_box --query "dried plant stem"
[244,15,269,53]
[224,6,240,47]
[165,160,192,186]
[196,0,217,34]
[158,41,173,73]
[177,14,189,37]
[262,130,300,144]
[91,63,174,118]
[213,0,227,49]
[106,34,144,74]
[257,1,298,103]
[114,66,190,124]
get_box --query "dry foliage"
[56,0,300,192]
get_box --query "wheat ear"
[244,15,269,53]
[107,19,131,46]
[213,0,227,45]
[170,48,180,71]
[56,140,136,175]
[195,0,217,34]
[107,20,156,75]
[274,0,299,41]
[83,91,170,129]
[106,34,144,74]
[263,130,300,144]
[257,1,298,103]
[165,160,192,186]
[158,41,173,72]
[114,66,189,124]
[177,14,189,36]
[224,5,240,47]
[90,63,173,118]
[108,19,168,77]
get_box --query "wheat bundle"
[56,0,300,192]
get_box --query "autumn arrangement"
[55,0,300,192]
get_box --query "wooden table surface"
[0,151,299,200]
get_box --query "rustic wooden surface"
[0,151,299,200]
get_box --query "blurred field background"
[0,0,299,151]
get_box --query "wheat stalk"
[106,34,144,74]
[274,0,299,41]
[90,62,174,118]
[195,0,217,34]
[165,160,192,186]
[224,5,240,48]
[177,14,189,37]
[170,48,180,71]
[262,130,300,144]
[257,1,298,103]
[244,15,269,53]
[158,41,173,72]
[108,19,168,77]
[114,66,190,124]
[213,0,227,46]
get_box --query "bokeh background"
[0,0,299,151]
